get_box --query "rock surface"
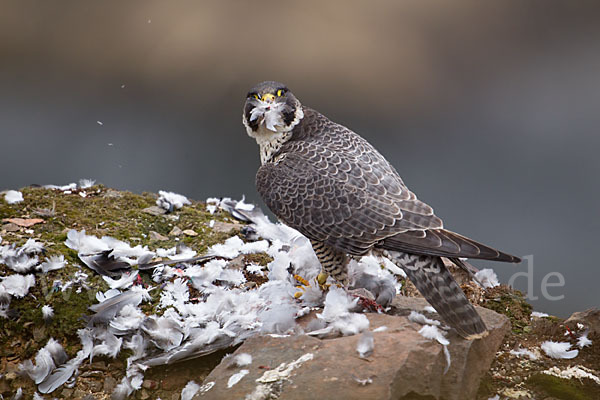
[565,308,600,335]
[195,297,509,400]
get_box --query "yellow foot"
[294,274,310,298]
[293,273,330,299]
[317,272,328,286]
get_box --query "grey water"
[1,1,599,317]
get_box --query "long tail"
[386,250,487,339]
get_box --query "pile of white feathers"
[3,195,403,398]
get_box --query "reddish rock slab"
[195,297,509,400]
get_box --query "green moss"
[481,285,533,334]
[243,252,274,266]
[527,373,600,400]
[0,185,245,360]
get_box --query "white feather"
[418,325,451,373]
[356,331,374,358]
[234,353,253,367]
[317,287,369,336]
[408,311,440,326]
[96,288,121,303]
[418,325,450,346]
[42,305,54,321]
[159,278,190,313]
[91,330,123,359]
[12,387,23,400]
[227,369,249,388]
[510,348,539,360]
[577,331,592,348]
[39,255,66,273]
[4,190,23,204]
[1,274,35,297]
[209,236,245,258]
[37,360,77,394]
[540,341,579,359]
[20,349,57,384]
[181,380,201,400]
[474,268,500,288]
[109,304,145,334]
[156,190,191,210]
[78,179,95,189]
[19,239,44,255]
[531,311,549,318]
[103,271,138,290]
[5,254,39,273]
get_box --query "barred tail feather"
[388,251,487,339]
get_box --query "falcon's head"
[242,81,304,135]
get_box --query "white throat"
[243,105,304,165]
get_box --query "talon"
[294,274,310,286]
[317,272,328,285]
[294,291,303,299]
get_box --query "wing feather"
[256,108,519,263]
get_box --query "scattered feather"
[316,287,369,336]
[419,325,449,346]
[109,304,145,335]
[408,311,440,326]
[19,338,68,385]
[510,348,539,360]
[577,331,592,348]
[373,326,388,333]
[88,289,148,325]
[103,271,138,290]
[356,331,374,358]
[42,305,54,322]
[37,360,78,394]
[353,375,373,386]
[156,190,191,211]
[78,179,95,189]
[234,353,253,367]
[91,330,123,359]
[423,306,437,313]
[1,274,35,297]
[4,190,23,204]
[531,311,549,318]
[418,325,451,373]
[4,254,39,273]
[181,380,201,400]
[227,369,249,388]
[39,255,66,273]
[540,341,579,359]
[12,387,23,400]
[19,239,45,255]
[474,268,499,288]
[44,183,77,192]
[235,196,255,211]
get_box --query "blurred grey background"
[1,0,598,317]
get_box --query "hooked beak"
[261,93,276,103]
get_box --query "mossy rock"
[0,185,243,360]
[481,285,533,334]
[527,373,600,400]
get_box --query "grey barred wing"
[255,150,443,256]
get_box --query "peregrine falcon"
[242,81,521,339]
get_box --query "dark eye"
[277,89,285,97]
[248,93,259,100]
